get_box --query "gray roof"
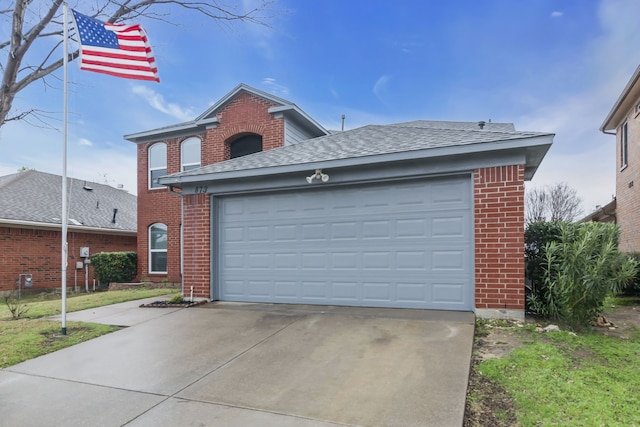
[124,83,329,144]
[170,122,551,178]
[389,120,516,132]
[0,170,136,233]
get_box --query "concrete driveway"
[0,301,474,427]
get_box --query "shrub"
[524,221,563,310]
[621,252,640,296]
[90,252,137,287]
[528,222,638,328]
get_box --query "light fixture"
[306,169,329,184]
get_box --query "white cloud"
[519,0,640,215]
[373,75,391,103]
[78,138,93,146]
[262,77,290,97]
[131,85,194,121]
[551,11,564,18]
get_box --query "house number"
[194,186,208,194]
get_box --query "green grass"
[0,288,175,320]
[0,319,119,368]
[0,288,175,368]
[479,328,640,426]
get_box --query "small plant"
[4,291,30,319]
[140,278,151,283]
[168,294,184,304]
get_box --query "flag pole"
[61,1,69,335]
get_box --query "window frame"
[181,137,201,172]
[621,121,629,170]
[149,223,168,274]
[148,143,167,190]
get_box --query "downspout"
[168,185,185,296]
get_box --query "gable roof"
[160,121,553,186]
[124,83,329,144]
[601,65,640,132]
[0,170,136,234]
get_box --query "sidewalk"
[49,295,182,326]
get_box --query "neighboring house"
[601,65,640,252]
[579,198,617,224]
[125,84,553,320]
[0,170,137,294]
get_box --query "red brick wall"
[474,165,525,311]
[182,194,211,298]
[135,91,285,287]
[0,226,136,292]
[615,106,640,252]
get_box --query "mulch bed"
[139,299,208,308]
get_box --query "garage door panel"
[218,176,473,310]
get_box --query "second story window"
[149,143,167,189]
[181,137,201,171]
[230,134,262,159]
[621,122,629,169]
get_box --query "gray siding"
[284,119,316,146]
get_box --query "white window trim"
[181,137,202,172]
[149,223,168,274]
[621,121,629,170]
[149,143,167,190]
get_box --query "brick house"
[0,170,137,294]
[601,65,640,252]
[126,84,553,319]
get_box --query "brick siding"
[474,165,525,310]
[0,226,136,292]
[616,105,640,252]
[136,91,285,286]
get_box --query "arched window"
[149,143,167,189]
[181,137,201,171]
[149,223,167,273]
[230,134,262,159]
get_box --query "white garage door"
[216,175,473,310]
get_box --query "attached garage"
[160,118,553,319]
[216,175,473,310]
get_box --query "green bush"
[524,221,563,311]
[528,222,638,328]
[621,252,640,296]
[90,252,137,287]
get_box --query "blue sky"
[0,0,638,215]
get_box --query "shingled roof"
[165,121,552,182]
[0,170,136,233]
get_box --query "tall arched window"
[181,137,201,171]
[149,223,167,273]
[149,143,167,189]
[230,134,262,159]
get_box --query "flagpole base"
[61,327,67,335]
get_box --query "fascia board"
[601,65,640,131]
[0,219,137,235]
[195,84,292,121]
[159,134,553,186]
[268,105,330,135]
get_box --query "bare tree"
[526,182,583,223]
[0,0,274,128]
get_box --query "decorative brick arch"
[220,124,266,142]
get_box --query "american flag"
[71,10,160,82]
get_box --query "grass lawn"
[477,317,640,426]
[0,288,176,368]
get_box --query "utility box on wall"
[80,247,90,258]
